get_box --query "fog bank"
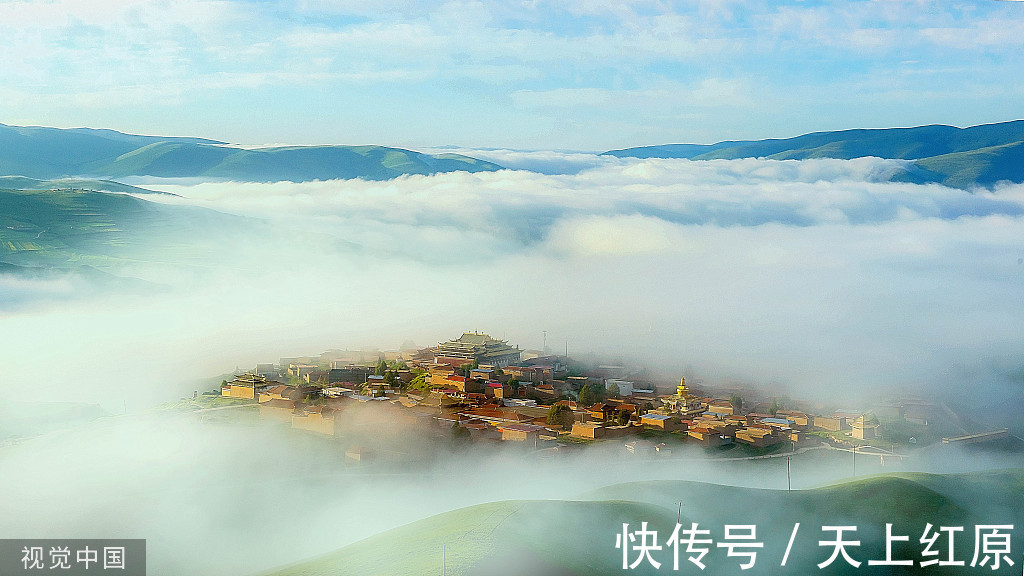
[3,156,1024,408]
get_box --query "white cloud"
[6,156,1023,409]
[5,158,1024,576]
[510,78,753,114]
[512,87,615,108]
[426,147,622,172]
[919,18,1024,49]
[545,214,687,255]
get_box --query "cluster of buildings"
[564,380,835,450]
[219,332,930,455]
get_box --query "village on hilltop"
[213,332,1011,460]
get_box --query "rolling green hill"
[0,123,503,182]
[0,122,222,178]
[256,469,1024,576]
[910,141,1024,189]
[605,120,1024,189]
[0,187,243,269]
[89,141,502,181]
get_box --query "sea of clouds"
[3,154,1024,574]
[4,155,1024,408]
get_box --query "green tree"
[769,398,779,416]
[616,409,631,426]
[579,384,593,405]
[457,360,480,377]
[408,372,428,390]
[375,359,387,376]
[730,395,743,412]
[508,377,520,395]
[579,383,606,405]
[547,404,575,429]
[607,382,621,399]
[384,371,398,389]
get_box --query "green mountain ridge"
[89,141,502,181]
[0,123,503,182]
[605,120,1024,189]
[256,469,1024,576]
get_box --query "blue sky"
[0,0,1022,150]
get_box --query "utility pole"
[787,456,792,492]
[676,501,683,524]
[852,445,857,477]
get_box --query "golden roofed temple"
[433,332,521,368]
[676,377,689,399]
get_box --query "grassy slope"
[0,176,166,195]
[604,120,1024,189]
[85,142,503,181]
[696,126,960,161]
[0,188,149,266]
[0,123,503,181]
[912,141,1024,189]
[606,121,1024,161]
[257,499,670,576]
[0,188,241,268]
[256,470,1024,576]
[0,123,221,178]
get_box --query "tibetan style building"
[433,332,522,368]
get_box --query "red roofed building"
[485,381,512,399]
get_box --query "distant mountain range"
[0,123,503,182]
[4,120,1023,188]
[605,120,1024,189]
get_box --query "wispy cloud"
[2,1,1021,147]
